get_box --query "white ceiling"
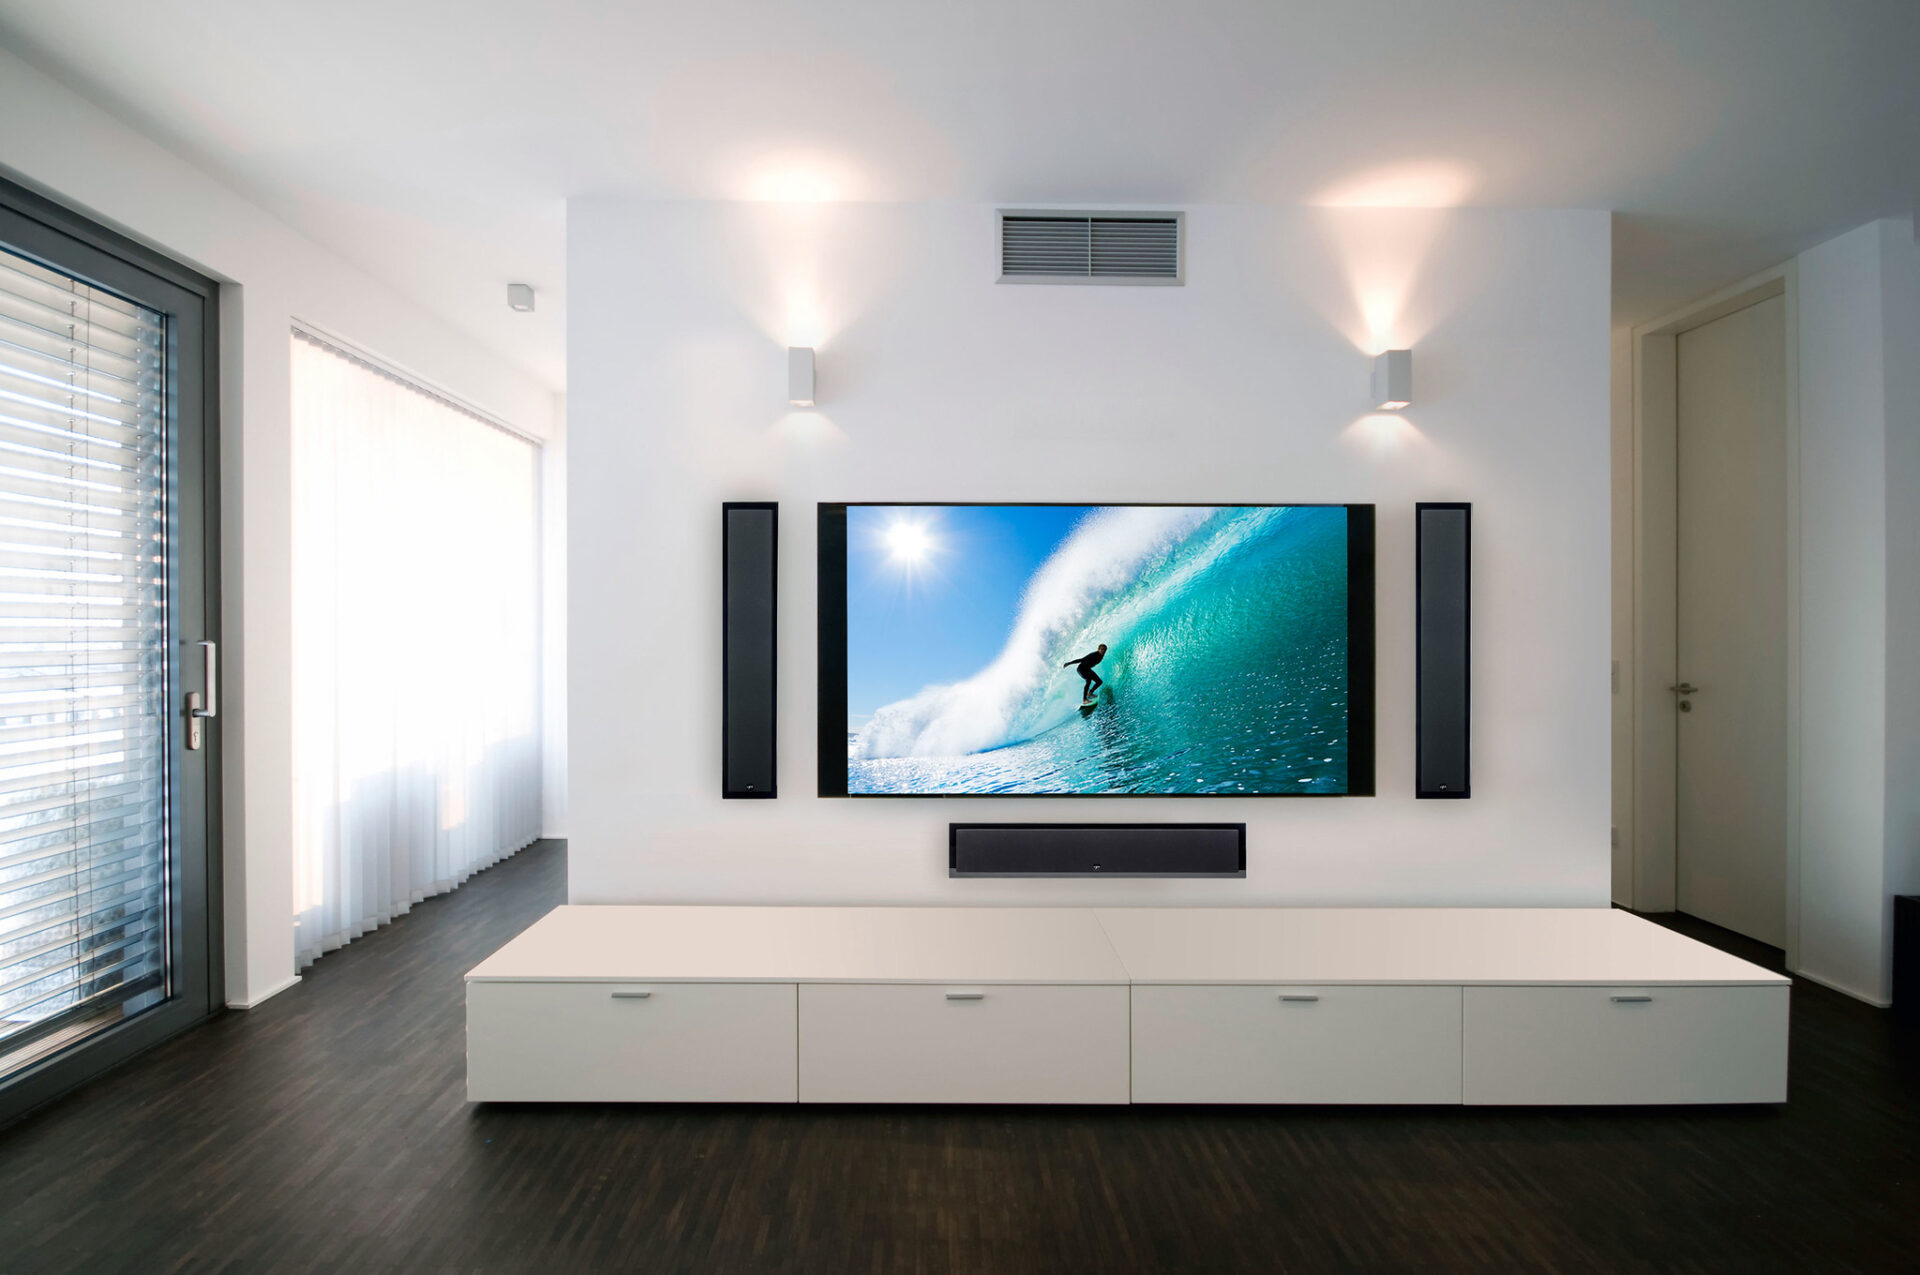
[2,0,1914,391]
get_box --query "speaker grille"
[723,503,777,798]
[949,824,1245,877]
[1416,503,1470,799]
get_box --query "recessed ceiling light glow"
[742,153,860,203]
[1315,160,1477,208]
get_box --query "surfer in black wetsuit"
[1064,644,1108,701]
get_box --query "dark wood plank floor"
[1,842,1916,1274]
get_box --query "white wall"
[1794,217,1919,1004]
[0,46,563,1006]
[568,199,1612,907]
[1883,225,1920,929]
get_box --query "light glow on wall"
[1308,159,1473,354]
[715,198,905,417]
[1341,412,1430,458]
[768,408,849,448]
[717,199,848,352]
[1314,207,1454,355]
[785,282,827,349]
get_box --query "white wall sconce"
[788,347,816,407]
[507,283,536,312]
[1371,348,1412,410]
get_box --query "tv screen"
[817,503,1373,797]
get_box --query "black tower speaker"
[723,502,777,798]
[949,823,1246,878]
[1416,502,1471,798]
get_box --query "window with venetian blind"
[0,245,170,1075]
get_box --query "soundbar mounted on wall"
[949,823,1246,878]
[1415,502,1471,798]
[723,502,777,798]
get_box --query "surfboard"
[1080,698,1098,711]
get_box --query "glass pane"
[0,244,170,1079]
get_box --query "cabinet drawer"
[1462,984,1789,1105]
[798,984,1129,1104]
[1130,985,1463,1104]
[467,981,797,1102]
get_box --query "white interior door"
[1673,294,1788,947]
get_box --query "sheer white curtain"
[290,331,542,968]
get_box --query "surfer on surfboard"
[1064,644,1108,705]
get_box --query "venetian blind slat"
[0,243,169,1060]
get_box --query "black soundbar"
[949,823,1246,878]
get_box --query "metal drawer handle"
[1609,994,1653,1003]
[945,991,985,1001]
[610,990,653,999]
[1278,994,1320,1003]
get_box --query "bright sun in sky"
[884,518,934,566]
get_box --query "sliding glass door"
[0,180,219,1123]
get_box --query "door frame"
[1624,262,1800,966]
[0,174,224,1126]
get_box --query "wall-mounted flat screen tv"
[818,503,1374,797]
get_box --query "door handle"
[1609,994,1653,1003]
[192,640,218,718]
[945,991,985,1001]
[184,640,217,750]
[610,990,653,1000]
[1668,683,1698,696]
[1278,993,1320,1003]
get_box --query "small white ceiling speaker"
[507,283,535,312]
[788,347,816,407]
[1371,349,1412,410]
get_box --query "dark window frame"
[0,172,224,1128]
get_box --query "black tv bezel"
[817,502,1375,799]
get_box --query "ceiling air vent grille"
[999,212,1183,284]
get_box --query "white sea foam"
[852,506,1211,759]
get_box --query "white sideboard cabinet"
[467,905,1789,1106]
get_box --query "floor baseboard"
[226,974,301,1010]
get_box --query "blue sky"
[845,505,1090,724]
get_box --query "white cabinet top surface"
[1091,907,1788,986]
[466,905,1132,984]
[467,905,1786,988]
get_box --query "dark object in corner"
[1897,895,1919,1027]
[723,502,777,798]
